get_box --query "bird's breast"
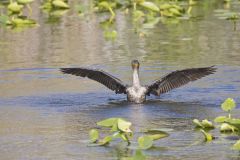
[126,86,147,103]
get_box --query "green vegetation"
[193,98,240,150]
[88,117,169,159]
[1,0,239,36]
[0,0,37,28]
[88,117,168,148]
[88,98,240,159]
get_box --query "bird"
[60,60,216,103]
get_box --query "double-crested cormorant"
[61,60,216,103]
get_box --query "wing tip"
[208,65,217,74]
[60,68,68,74]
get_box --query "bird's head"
[131,60,140,70]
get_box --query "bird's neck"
[133,69,140,87]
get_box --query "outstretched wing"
[61,68,127,94]
[146,66,216,96]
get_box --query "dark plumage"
[146,66,216,96]
[61,61,216,103]
[60,68,127,94]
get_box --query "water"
[1,1,240,159]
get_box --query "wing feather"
[147,66,216,96]
[60,68,127,94]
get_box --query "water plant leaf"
[7,18,37,26]
[232,140,240,150]
[17,0,34,4]
[104,30,117,40]
[117,118,132,133]
[148,134,168,140]
[98,1,111,9]
[214,116,229,123]
[226,118,240,129]
[98,136,112,146]
[169,7,181,16]
[8,2,23,13]
[124,149,146,160]
[200,129,213,142]
[144,129,169,140]
[138,135,153,150]
[97,118,118,127]
[111,123,118,132]
[144,129,170,135]
[89,129,99,143]
[221,98,236,112]
[193,119,203,128]
[220,123,238,132]
[201,119,214,128]
[139,2,160,12]
[52,0,69,9]
[50,9,69,17]
[193,119,214,129]
[159,3,172,10]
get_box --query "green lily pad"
[97,118,118,127]
[201,119,215,128]
[104,30,117,40]
[110,123,118,132]
[226,118,240,129]
[139,1,160,12]
[220,123,238,132]
[169,7,181,16]
[52,0,69,9]
[148,134,168,140]
[88,136,112,146]
[214,116,229,123]
[144,129,169,140]
[125,149,146,160]
[193,119,203,128]
[7,18,37,26]
[89,129,99,143]
[117,118,132,133]
[144,129,171,134]
[17,0,34,4]
[8,2,23,13]
[138,135,153,150]
[159,3,172,10]
[193,119,214,129]
[98,1,111,9]
[221,98,236,112]
[98,136,112,145]
[50,9,69,17]
[233,140,240,150]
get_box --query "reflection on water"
[1,0,240,160]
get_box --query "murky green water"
[1,1,240,160]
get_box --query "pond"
[0,0,240,159]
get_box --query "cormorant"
[61,60,216,103]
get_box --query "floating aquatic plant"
[193,119,215,129]
[194,98,240,150]
[0,0,37,29]
[88,117,169,149]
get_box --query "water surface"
[1,1,240,160]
